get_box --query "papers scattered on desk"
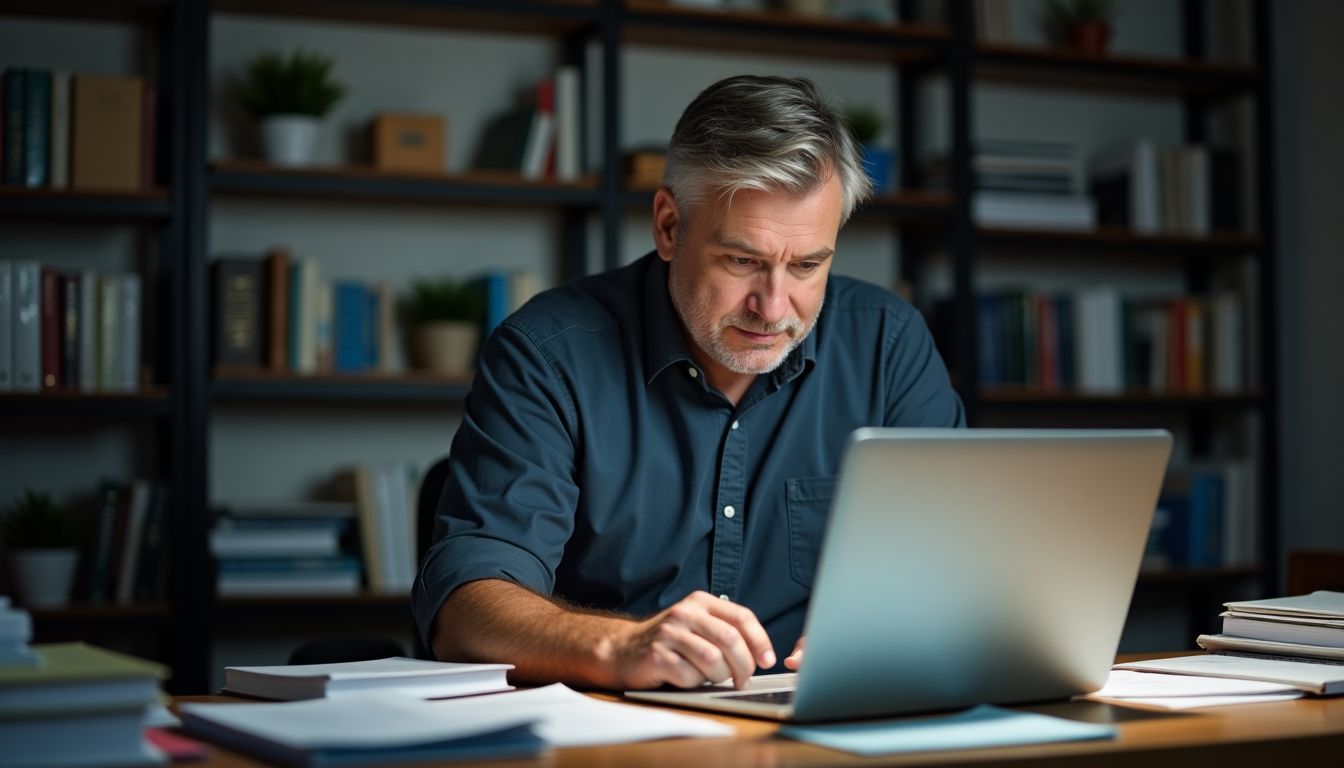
[1080,669,1304,709]
[179,691,544,766]
[222,656,513,700]
[427,683,734,747]
[1115,653,1344,696]
[179,683,732,765]
[778,704,1114,757]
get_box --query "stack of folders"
[0,641,168,766]
[1198,590,1344,662]
[187,657,538,765]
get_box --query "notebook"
[222,656,513,701]
[627,428,1172,721]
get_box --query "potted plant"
[1039,0,1118,56]
[235,49,347,167]
[0,489,85,609]
[844,106,892,195]
[401,277,486,376]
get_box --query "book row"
[957,288,1248,395]
[472,66,581,182]
[81,479,170,606]
[1146,461,1259,570]
[2,68,155,192]
[0,262,142,393]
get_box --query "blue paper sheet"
[778,705,1116,756]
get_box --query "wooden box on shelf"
[372,113,445,174]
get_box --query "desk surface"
[177,670,1344,768]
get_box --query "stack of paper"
[0,597,37,665]
[1081,669,1303,709]
[222,656,514,701]
[1115,654,1344,696]
[179,683,733,766]
[0,642,167,766]
[1199,590,1344,662]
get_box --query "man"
[413,75,964,692]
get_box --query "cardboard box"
[72,74,143,191]
[372,113,445,172]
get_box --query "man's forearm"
[430,578,633,688]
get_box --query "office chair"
[285,456,452,665]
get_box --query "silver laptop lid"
[791,428,1172,721]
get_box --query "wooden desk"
[176,680,1344,767]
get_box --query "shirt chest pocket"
[785,475,837,588]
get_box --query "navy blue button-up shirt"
[413,252,965,669]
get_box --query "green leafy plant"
[401,277,486,325]
[235,49,347,118]
[1039,0,1119,37]
[843,107,884,146]
[0,489,84,549]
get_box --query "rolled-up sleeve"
[413,321,581,650]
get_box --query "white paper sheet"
[426,684,735,747]
[1079,669,1304,710]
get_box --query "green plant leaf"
[235,49,347,118]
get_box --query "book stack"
[925,139,1096,230]
[0,262,143,393]
[210,501,361,597]
[2,68,154,191]
[473,66,583,182]
[82,478,171,606]
[1090,139,1241,236]
[1198,591,1344,662]
[0,642,167,767]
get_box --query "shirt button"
[719,594,731,601]
[688,367,698,378]
[731,420,739,430]
[723,505,736,519]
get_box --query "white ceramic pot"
[11,548,79,608]
[783,0,829,17]
[261,114,321,167]
[411,321,480,376]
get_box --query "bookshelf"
[5,0,1279,690]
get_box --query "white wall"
[1273,1,1344,565]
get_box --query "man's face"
[655,175,841,382]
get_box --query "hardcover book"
[213,258,263,368]
[11,261,39,391]
[22,68,50,188]
[71,74,143,191]
[0,260,11,390]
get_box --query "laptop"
[626,427,1172,722]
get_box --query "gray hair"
[663,75,872,225]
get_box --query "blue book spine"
[365,288,380,370]
[483,271,509,336]
[1056,296,1075,389]
[22,69,50,188]
[3,69,25,185]
[1188,471,1225,567]
[1158,492,1190,567]
[287,263,302,371]
[333,281,369,373]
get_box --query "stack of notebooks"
[0,639,168,766]
[0,597,37,666]
[1198,590,1344,662]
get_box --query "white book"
[383,462,416,591]
[1117,652,1344,695]
[1210,291,1244,393]
[296,258,320,374]
[0,260,11,390]
[209,528,341,559]
[117,272,141,392]
[1219,459,1257,566]
[375,281,402,373]
[1195,634,1344,666]
[1224,591,1344,619]
[1074,286,1123,394]
[1184,144,1210,236]
[12,261,40,392]
[220,657,514,701]
[97,275,121,390]
[520,109,555,181]
[372,463,401,590]
[554,65,582,182]
[217,571,360,597]
[79,270,97,392]
[49,70,71,189]
[353,465,387,592]
[1221,615,1344,648]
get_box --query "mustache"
[719,312,803,336]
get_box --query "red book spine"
[40,267,61,391]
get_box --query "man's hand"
[784,635,804,671]
[610,591,776,690]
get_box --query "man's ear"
[652,187,680,263]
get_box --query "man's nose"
[747,271,788,326]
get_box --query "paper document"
[222,656,513,700]
[1198,633,1344,662]
[429,684,734,746]
[1115,653,1344,695]
[1224,590,1344,619]
[1080,670,1303,709]
[779,705,1114,756]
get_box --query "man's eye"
[730,256,755,268]
[793,261,820,273]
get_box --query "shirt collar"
[640,251,820,388]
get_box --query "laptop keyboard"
[715,689,796,705]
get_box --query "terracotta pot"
[411,321,480,376]
[1065,21,1113,56]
